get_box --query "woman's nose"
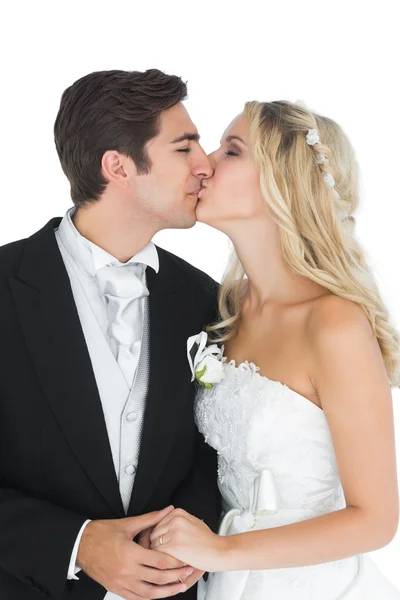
[207,150,217,169]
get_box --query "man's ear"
[101,150,136,189]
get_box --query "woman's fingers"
[150,509,192,543]
[150,533,171,549]
[151,510,182,533]
[150,518,172,541]
[150,525,170,545]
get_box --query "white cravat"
[96,261,149,388]
[55,207,158,383]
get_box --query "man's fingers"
[137,526,152,549]
[140,565,194,586]
[181,569,205,590]
[127,506,174,536]
[123,580,187,599]
[120,593,143,600]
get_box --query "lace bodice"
[195,358,345,517]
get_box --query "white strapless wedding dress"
[194,358,400,600]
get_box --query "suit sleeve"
[0,486,89,599]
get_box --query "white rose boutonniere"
[187,331,225,389]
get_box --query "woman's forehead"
[221,113,247,142]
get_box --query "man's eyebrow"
[221,135,247,145]
[170,133,201,144]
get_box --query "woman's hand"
[149,508,227,572]
[137,521,206,591]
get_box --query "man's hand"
[176,568,206,592]
[136,526,152,550]
[77,506,194,599]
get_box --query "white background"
[1,0,400,588]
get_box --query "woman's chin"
[195,202,214,225]
[195,195,225,228]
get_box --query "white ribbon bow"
[219,469,280,535]
[199,470,280,600]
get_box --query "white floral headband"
[305,128,351,221]
[305,129,336,190]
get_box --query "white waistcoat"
[58,240,150,514]
[55,224,153,600]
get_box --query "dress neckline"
[222,356,324,414]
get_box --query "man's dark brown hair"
[54,69,188,208]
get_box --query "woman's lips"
[188,186,206,196]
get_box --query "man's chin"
[176,211,197,230]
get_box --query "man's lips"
[189,185,206,195]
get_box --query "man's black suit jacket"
[0,217,221,600]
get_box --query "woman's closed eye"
[177,147,191,153]
[224,144,241,156]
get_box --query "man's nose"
[194,151,214,179]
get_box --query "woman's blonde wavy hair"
[207,100,400,387]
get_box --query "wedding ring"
[159,535,164,546]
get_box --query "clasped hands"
[77,506,199,599]
[146,507,225,574]
[78,506,218,600]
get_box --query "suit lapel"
[10,218,124,517]
[128,249,194,515]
